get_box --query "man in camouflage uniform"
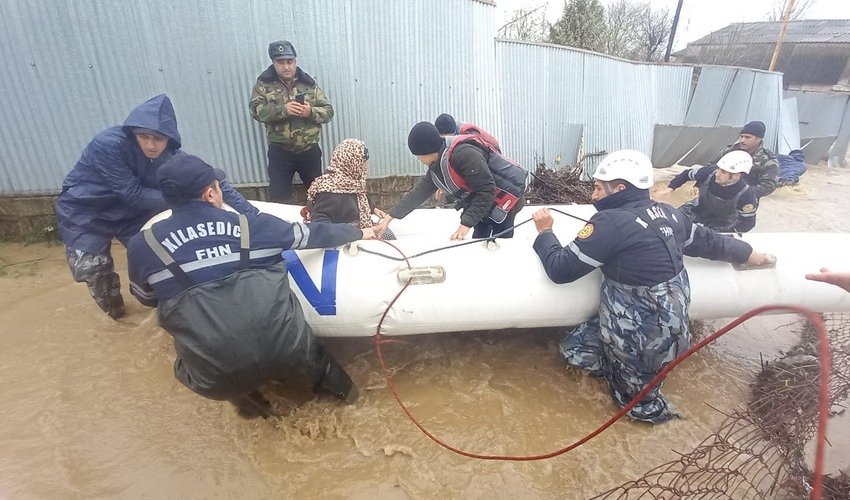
[249,40,334,203]
[532,150,770,423]
[711,121,779,199]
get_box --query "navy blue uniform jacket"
[533,188,753,286]
[127,201,362,304]
[55,94,256,254]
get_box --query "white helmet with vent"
[716,150,753,174]
[593,149,654,189]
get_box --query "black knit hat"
[407,122,444,155]
[434,113,458,135]
[741,121,765,138]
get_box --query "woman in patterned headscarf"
[303,138,374,228]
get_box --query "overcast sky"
[494,0,850,50]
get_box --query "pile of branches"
[525,165,593,205]
[594,313,850,499]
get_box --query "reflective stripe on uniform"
[147,248,283,285]
[568,241,604,268]
[292,222,310,249]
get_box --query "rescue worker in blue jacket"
[126,154,375,418]
[55,94,258,319]
[532,150,772,423]
[659,150,759,233]
[373,121,526,240]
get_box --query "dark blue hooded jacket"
[56,94,257,254]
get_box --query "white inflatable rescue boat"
[144,201,850,337]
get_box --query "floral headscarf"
[306,139,372,228]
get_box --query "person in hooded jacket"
[55,94,257,319]
[127,154,375,418]
[532,150,772,423]
[249,40,334,203]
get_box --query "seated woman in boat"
[302,138,394,239]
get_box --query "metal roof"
[687,20,850,46]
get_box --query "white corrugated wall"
[0,0,498,194]
[0,0,790,195]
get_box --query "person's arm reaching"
[806,269,850,293]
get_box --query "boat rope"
[370,238,831,500]
[358,208,588,261]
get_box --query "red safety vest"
[431,127,527,223]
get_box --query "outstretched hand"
[746,251,774,267]
[372,208,393,238]
[450,225,470,241]
[806,268,850,293]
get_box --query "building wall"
[677,42,850,92]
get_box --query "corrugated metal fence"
[785,90,850,166]
[0,0,791,195]
[496,41,694,174]
[0,0,499,194]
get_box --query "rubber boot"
[230,391,273,419]
[315,359,357,404]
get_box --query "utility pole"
[769,0,796,71]
[664,0,684,62]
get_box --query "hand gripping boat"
[144,201,850,337]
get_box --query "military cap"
[268,40,297,60]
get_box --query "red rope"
[368,241,831,499]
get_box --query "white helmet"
[716,150,753,174]
[593,149,654,189]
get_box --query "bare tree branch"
[499,5,550,43]
[766,0,817,21]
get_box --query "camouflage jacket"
[249,66,334,153]
[712,143,779,198]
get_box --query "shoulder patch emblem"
[577,223,594,239]
[741,204,755,213]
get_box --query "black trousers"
[267,143,323,203]
[472,208,521,239]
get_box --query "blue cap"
[157,153,226,204]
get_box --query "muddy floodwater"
[2,165,849,499]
